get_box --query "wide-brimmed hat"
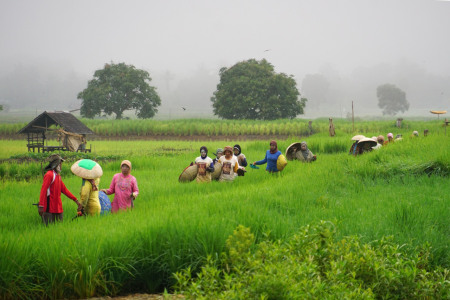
[211,161,222,180]
[71,159,103,179]
[223,146,233,154]
[44,154,65,171]
[277,154,288,171]
[357,137,377,147]
[285,142,302,161]
[47,154,65,163]
[179,164,198,182]
[351,135,365,141]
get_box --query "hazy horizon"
[1,0,449,119]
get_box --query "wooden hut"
[17,111,94,153]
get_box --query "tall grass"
[0,133,448,298]
[1,118,446,139]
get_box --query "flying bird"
[182,107,186,111]
[264,49,270,52]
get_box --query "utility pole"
[352,101,354,132]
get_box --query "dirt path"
[89,293,183,300]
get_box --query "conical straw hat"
[351,135,365,141]
[285,142,302,161]
[211,161,222,180]
[277,154,288,171]
[179,164,198,182]
[357,137,377,147]
[71,159,103,179]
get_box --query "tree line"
[77,60,410,120]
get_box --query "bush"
[174,222,449,299]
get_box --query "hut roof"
[17,111,94,135]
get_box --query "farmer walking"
[212,148,224,164]
[295,141,317,162]
[385,133,394,145]
[71,159,103,216]
[101,160,139,213]
[38,154,82,225]
[195,146,214,183]
[218,146,239,182]
[253,140,282,173]
[233,144,248,167]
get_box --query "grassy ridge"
[0,133,448,298]
[0,118,446,138]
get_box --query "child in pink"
[102,160,139,213]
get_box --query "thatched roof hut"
[17,111,94,152]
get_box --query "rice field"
[0,124,448,298]
[0,117,445,139]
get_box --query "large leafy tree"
[211,59,306,120]
[377,84,409,116]
[78,62,161,119]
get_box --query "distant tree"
[211,59,306,120]
[377,84,409,116]
[78,62,161,119]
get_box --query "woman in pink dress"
[101,160,139,213]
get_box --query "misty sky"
[1,0,449,117]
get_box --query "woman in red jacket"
[39,154,82,225]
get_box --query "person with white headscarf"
[295,141,317,162]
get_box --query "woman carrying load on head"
[218,146,239,182]
[79,177,101,215]
[195,146,214,183]
[39,154,82,225]
[101,160,139,213]
[295,141,316,162]
[253,140,282,173]
[71,159,103,216]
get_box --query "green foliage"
[211,59,305,120]
[1,152,123,181]
[225,225,255,265]
[175,222,449,299]
[78,62,161,119]
[377,83,410,116]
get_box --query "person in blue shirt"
[253,140,281,173]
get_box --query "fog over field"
[0,0,449,118]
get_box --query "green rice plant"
[0,164,5,178]
[1,118,445,138]
[0,132,448,298]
